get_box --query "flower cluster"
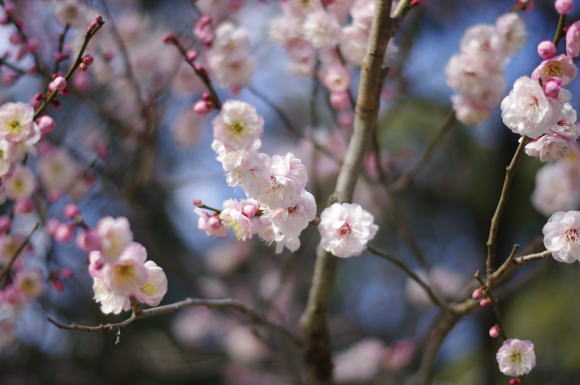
[207,22,255,91]
[195,100,316,253]
[446,13,526,125]
[531,156,580,216]
[52,215,168,315]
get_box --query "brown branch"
[368,246,451,311]
[298,1,414,384]
[485,136,529,277]
[34,16,105,119]
[0,223,39,282]
[48,297,302,348]
[390,110,455,192]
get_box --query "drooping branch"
[48,297,302,348]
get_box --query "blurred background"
[0,0,579,384]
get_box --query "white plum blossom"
[134,260,168,306]
[496,338,536,377]
[493,13,526,55]
[543,211,580,263]
[4,165,36,201]
[102,242,148,296]
[219,199,263,241]
[93,278,131,315]
[501,76,552,138]
[524,135,573,162]
[318,202,378,258]
[246,153,308,209]
[95,216,133,262]
[532,161,580,216]
[261,190,317,253]
[303,12,341,49]
[212,101,264,152]
[0,103,40,146]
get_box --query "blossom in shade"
[566,20,580,57]
[14,270,44,300]
[102,242,148,296]
[212,101,264,152]
[195,208,228,238]
[95,216,132,262]
[4,165,36,201]
[134,260,167,306]
[543,210,580,263]
[501,76,552,138]
[303,11,341,49]
[532,161,580,216]
[0,103,40,145]
[318,202,378,258]
[496,338,536,377]
[493,13,526,55]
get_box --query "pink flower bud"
[60,268,73,279]
[472,288,484,300]
[76,230,102,252]
[82,55,94,65]
[193,100,211,115]
[479,297,492,307]
[555,0,574,14]
[26,38,39,53]
[73,71,91,92]
[330,92,350,110]
[0,16,9,25]
[8,31,22,45]
[37,115,55,134]
[0,216,11,233]
[207,216,222,229]
[537,40,557,60]
[162,33,177,45]
[544,77,563,98]
[14,198,34,214]
[54,223,74,243]
[186,49,197,62]
[509,379,521,385]
[3,2,15,16]
[49,76,67,92]
[52,278,65,292]
[242,204,257,218]
[193,199,203,207]
[63,204,81,220]
[338,111,353,127]
[489,324,501,338]
[46,219,61,237]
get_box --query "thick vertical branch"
[299,1,398,384]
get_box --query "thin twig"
[368,246,450,311]
[0,223,40,282]
[485,136,529,278]
[391,110,455,192]
[48,297,302,347]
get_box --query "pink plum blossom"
[318,202,378,258]
[566,20,580,57]
[212,101,264,152]
[219,199,262,241]
[4,165,36,201]
[95,216,133,262]
[0,102,40,145]
[134,260,167,306]
[102,242,148,296]
[532,161,580,216]
[195,208,228,238]
[531,55,577,87]
[92,278,131,315]
[303,12,341,49]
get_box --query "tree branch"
[0,223,39,282]
[48,297,302,348]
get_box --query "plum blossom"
[93,278,131,315]
[493,13,526,55]
[531,54,577,86]
[95,216,132,262]
[524,134,573,162]
[212,101,264,152]
[532,160,580,216]
[334,338,386,383]
[4,165,36,201]
[219,199,262,241]
[566,20,580,57]
[195,208,228,238]
[543,210,580,263]
[13,270,44,300]
[318,202,378,258]
[496,338,536,377]
[0,103,40,145]
[134,260,168,306]
[102,242,148,296]
[501,76,552,138]
[303,12,341,49]
[246,153,308,209]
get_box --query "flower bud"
[54,223,74,243]
[37,115,55,134]
[479,297,492,307]
[49,76,67,92]
[193,100,211,115]
[472,288,484,300]
[489,324,501,338]
[509,379,521,385]
[555,0,574,14]
[330,92,350,110]
[537,40,556,60]
[242,204,257,218]
[64,204,81,220]
[0,216,11,234]
[544,77,563,98]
